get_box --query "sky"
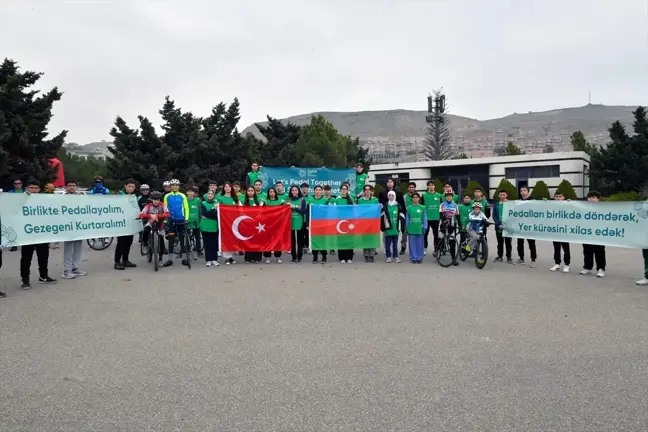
[3,0,648,144]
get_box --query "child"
[517,185,537,267]
[492,189,514,264]
[243,186,263,264]
[323,185,337,256]
[439,192,459,265]
[458,194,472,246]
[218,182,241,265]
[186,187,203,258]
[335,184,355,263]
[550,192,571,273]
[139,191,171,267]
[637,250,648,285]
[465,202,487,256]
[471,187,490,218]
[422,180,442,255]
[581,190,606,278]
[401,182,418,255]
[263,187,285,264]
[300,182,311,254]
[406,192,427,263]
[289,185,307,263]
[200,190,220,267]
[381,191,404,263]
[308,185,329,264]
[357,185,379,263]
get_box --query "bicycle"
[459,220,491,270]
[435,221,459,268]
[167,220,192,269]
[87,237,114,250]
[144,222,163,272]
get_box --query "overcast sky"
[3,0,647,144]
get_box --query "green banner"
[0,193,142,247]
[503,200,648,248]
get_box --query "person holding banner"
[308,185,329,264]
[243,186,264,264]
[61,180,87,279]
[580,191,606,278]
[19,179,57,288]
[550,191,571,273]
[263,187,285,264]
[357,185,379,262]
[335,184,355,264]
[516,186,538,268]
[218,182,241,265]
[289,185,307,263]
[493,189,514,264]
[114,179,139,270]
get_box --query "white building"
[368,151,590,198]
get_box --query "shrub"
[493,178,518,200]
[373,183,384,198]
[433,178,445,192]
[399,182,409,195]
[530,180,551,200]
[555,179,578,200]
[603,191,645,201]
[464,180,486,198]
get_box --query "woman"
[357,184,379,263]
[335,184,355,264]
[406,192,428,263]
[243,186,263,264]
[217,182,241,265]
[289,185,307,263]
[381,191,405,263]
[200,190,220,267]
[263,187,285,264]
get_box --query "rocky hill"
[242,104,638,162]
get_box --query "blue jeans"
[384,234,399,258]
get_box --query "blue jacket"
[164,191,189,221]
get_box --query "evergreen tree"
[570,131,597,156]
[504,141,524,156]
[555,179,578,200]
[0,59,66,189]
[107,117,152,185]
[423,89,452,160]
[254,116,301,166]
[493,178,518,200]
[543,145,555,153]
[433,178,445,192]
[58,149,108,188]
[464,180,486,198]
[530,180,550,200]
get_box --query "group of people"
[2,162,648,299]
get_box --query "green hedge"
[493,178,518,200]
[464,180,486,198]
[603,191,646,201]
[530,180,550,200]
[555,179,578,200]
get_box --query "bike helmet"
[140,184,150,190]
[162,181,171,187]
[170,179,181,185]
[150,191,163,200]
[472,202,483,209]
[94,175,104,182]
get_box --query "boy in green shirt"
[470,187,489,219]
[186,187,203,258]
[406,192,427,263]
[357,184,379,262]
[253,179,267,202]
[354,163,368,199]
[401,181,418,255]
[275,181,289,201]
[422,180,442,254]
[246,162,260,187]
[203,180,218,201]
[458,194,473,246]
[493,189,513,263]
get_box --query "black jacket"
[380,202,406,232]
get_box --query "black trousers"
[190,227,202,252]
[291,229,304,260]
[244,251,262,262]
[263,251,282,258]
[517,238,537,261]
[312,250,328,259]
[496,231,512,259]
[167,222,187,255]
[583,244,606,271]
[114,235,134,263]
[20,243,49,280]
[202,231,219,262]
[553,242,571,265]
[338,249,353,261]
[424,219,440,250]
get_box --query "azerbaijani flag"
[309,204,381,250]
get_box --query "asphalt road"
[1,237,647,432]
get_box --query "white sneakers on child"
[637,278,648,285]
[206,261,219,267]
[550,264,570,273]
[580,269,604,277]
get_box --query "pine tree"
[555,179,578,200]
[504,142,524,156]
[493,178,518,200]
[254,116,301,166]
[530,180,550,200]
[0,59,66,189]
[423,89,452,160]
[107,117,151,185]
[570,131,597,155]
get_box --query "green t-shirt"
[357,196,379,205]
[277,192,289,202]
[355,172,368,196]
[217,195,238,206]
[470,198,488,212]
[496,202,504,232]
[187,197,202,229]
[199,200,218,232]
[290,199,305,230]
[264,198,285,206]
[384,204,400,236]
[422,191,442,220]
[458,203,472,232]
[406,204,426,235]
[335,196,354,206]
[308,195,329,206]
[256,192,267,203]
[247,171,259,186]
[325,196,336,205]
[404,193,414,208]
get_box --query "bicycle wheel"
[147,233,153,263]
[475,238,488,270]
[436,236,454,268]
[189,233,199,261]
[153,234,159,272]
[87,237,113,250]
[184,233,192,269]
[459,238,469,261]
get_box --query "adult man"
[354,163,368,199]
[88,176,110,195]
[61,180,87,279]
[20,179,57,288]
[246,162,260,187]
[137,184,151,210]
[254,180,267,202]
[114,179,138,270]
[516,186,537,267]
[422,180,443,254]
[164,178,189,263]
[275,181,288,201]
[8,178,24,250]
[203,180,218,201]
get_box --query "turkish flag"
[219,205,291,252]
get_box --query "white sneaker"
[424,248,427,256]
[340,260,346,264]
[597,269,605,278]
[212,261,220,267]
[394,257,402,263]
[276,258,282,264]
[61,271,76,279]
[636,278,648,285]
[563,265,570,273]
[225,260,231,266]
[529,260,536,268]
[265,258,271,264]
[550,264,560,272]
[217,251,222,257]
[386,257,392,263]
[206,262,212,267]
[580,269,591,275]
[72,269,87,276]
[347,259,353,264]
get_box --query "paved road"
[1,237,647,432]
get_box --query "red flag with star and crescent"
[219,205,292,252]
